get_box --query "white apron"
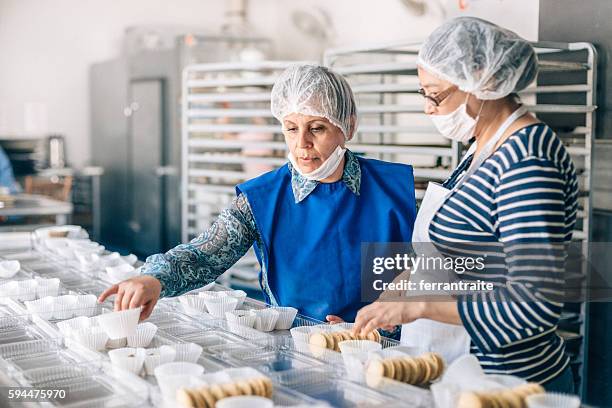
[400,106,528,364]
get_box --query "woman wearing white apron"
[353,17,578,394]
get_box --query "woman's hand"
[98,275,162,321]
[352,301,425,337]
[325,315,344,324]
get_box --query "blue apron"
[237,156,416,321]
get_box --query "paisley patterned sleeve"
[141,193,258,297]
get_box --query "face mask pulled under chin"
[429,97,484,143]
[288,145,346,181]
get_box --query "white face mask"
[288,145,346,181]
[430,95,485,143]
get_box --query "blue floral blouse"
[142,150,362,300]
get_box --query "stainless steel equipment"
[91,34,272,257]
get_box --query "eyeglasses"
[417,85,458,107]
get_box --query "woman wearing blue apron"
[352,17,577,393]
[100,64,417,324]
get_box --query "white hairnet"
[417,17,538,100]
[271,64,357,140]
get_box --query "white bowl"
[127,322,157,347]
[216,396,274,408]
[97,307,142,339]
[172,343,203,363]
[143,346,176,376]
[0,260,20,279]
[108,347,146,375]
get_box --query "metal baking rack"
[324,40,597,397]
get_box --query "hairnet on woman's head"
[271,64,358,140]
[417,17,538,100]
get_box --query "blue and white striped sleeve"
[142,194,258,297]
[457,157,569,353]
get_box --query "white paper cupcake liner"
[105,263,138,283]
[55,247,76,259]
[198,290,229,300]
[53,296,78,320]
[172,343,203,363]
[127,322,158,347]
[122,254,138,266]
[154,362,204,402]
[216,396,274,408]
[108,347,146,375]
[341,352,368,383]
[289,326,314,344]
[67,239,103,252]
[72,295,98,318]
[106,337,127,349]
[253,309,280,332]
[17,280,38,301]
[72,327,109,351]
[144,345,176,376]
[97,307,142,339]
[24,297,54,320]
[57,316,92,335]
[227,290,247,308]
[204,296,238,318]
[270,306,298,330]
[225,310,257,329]
[35,278,60,298]
[76,294,97,308]
[338,340,382,355]
[0,260,20,279]
[526,393,580,408]
[178,294,208,314]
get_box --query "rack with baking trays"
[324,39,598,398]
[0,228,434,407]
[181,61,327,290]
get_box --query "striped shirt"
[429,123,578,383]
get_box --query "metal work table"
[0,194,72,225]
